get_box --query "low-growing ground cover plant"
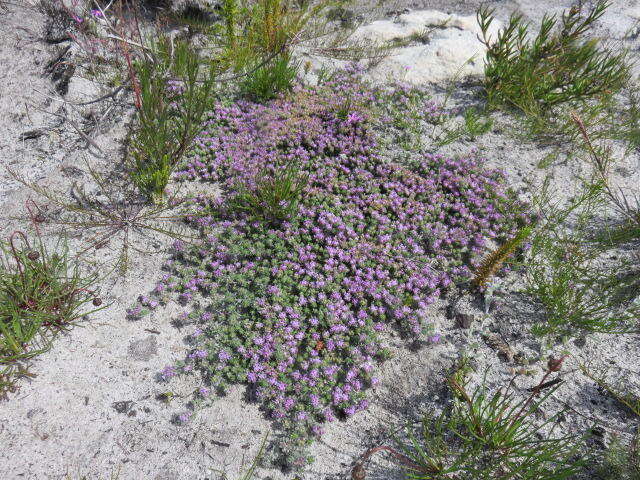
[132,67,530,466]
[0,231,103,399]
[239,53,300,103]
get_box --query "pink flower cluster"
[149,68,527,448]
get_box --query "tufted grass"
[354,358,587,480]
[0,231,103,400]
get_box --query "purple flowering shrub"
[140,69,527,462]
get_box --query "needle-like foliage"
[478,1,629,117]
[128,37,217,203]
[523,180,640,336]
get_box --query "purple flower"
[143,67,529,445]
[161,365,176,380]
[218,350,232,362]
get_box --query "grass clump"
[596,435,640,480]
[229,163,308,225]
[136,69,528,466]
[0,231,102,399]
[478,1,629,117]
[353,357,585,479]
[239,53,300,102]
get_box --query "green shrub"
[216,0,360,101]
[523,179,640,336]
[478,1,629,117]
[128,37,216,203]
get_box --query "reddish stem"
[25,198,44,236]
[8,231,30,278]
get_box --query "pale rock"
[65,76,101,105]
[302,9,503,86]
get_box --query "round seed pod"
[92,297,103,307]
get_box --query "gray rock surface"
[348,10,502,84]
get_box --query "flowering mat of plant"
[131,69,528,460]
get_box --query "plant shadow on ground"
[309,361,453,480]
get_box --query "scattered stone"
[112,400,135,414]
[18,129,47,141]
[513,352,529,365]
[211,440,230,448]
[60,164,84,178]
[449,295,483,328]
[483,332,515,362]
[573,336,587,348]
[348,10,503,85]
[26,408,43,419]
[455,311,479,329]
[128,336,159,362]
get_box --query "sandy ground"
[1,1,640,479]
